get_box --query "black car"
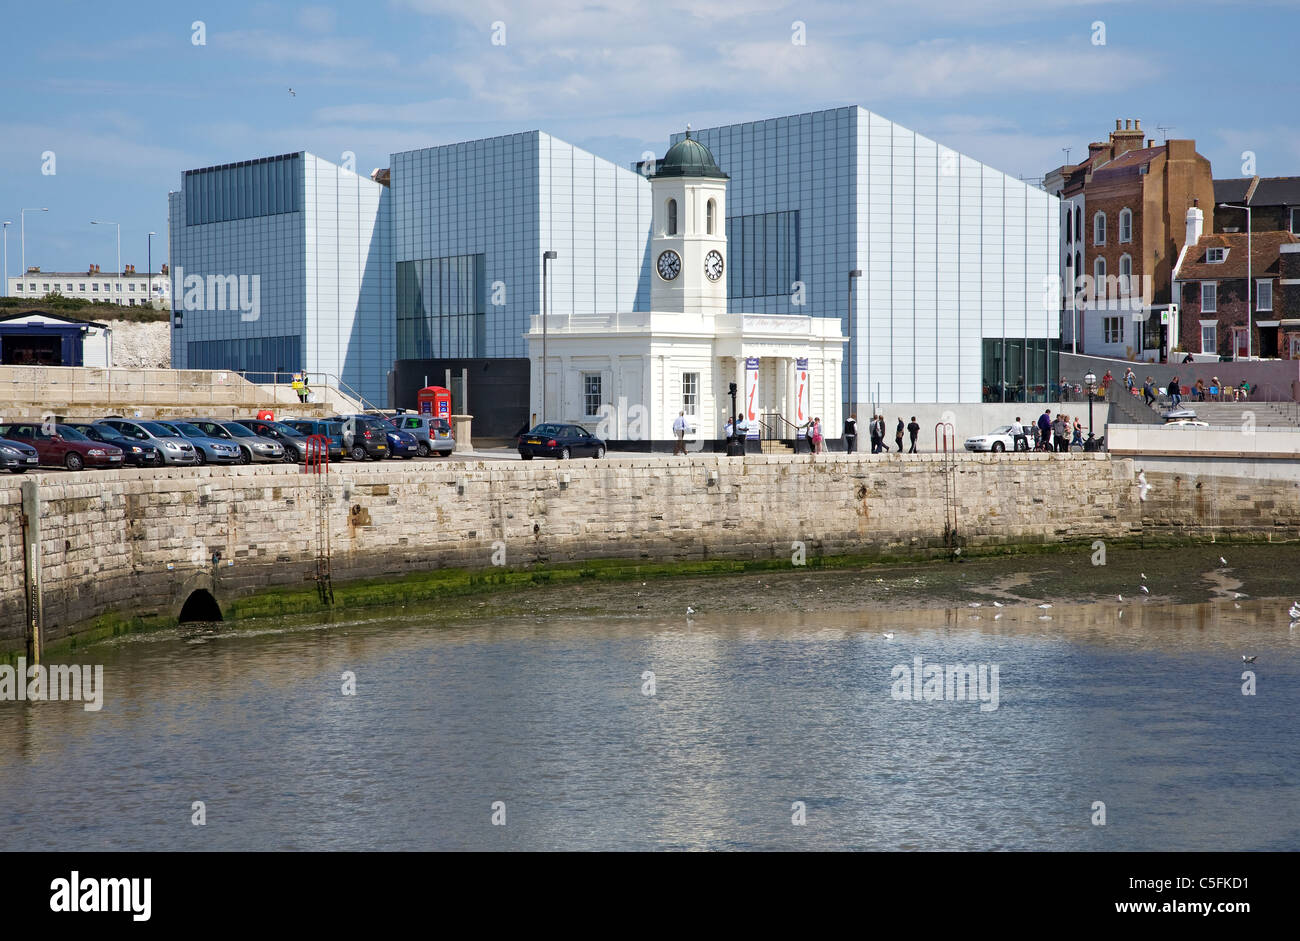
[63,421,159,467]
[517,423,606,460]
[0,437,40,473]
[330,414,391,461]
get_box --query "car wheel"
[350,446,367,461]
[10,467,27,474]
[519,451,532,460]
[416,443,430,458]
[195,449,207,465]
[64,452,85,471]
[151,453,165,467]
[594,445,605,459]
[238,448,253,465]
[992,441,1005,452]
[560,447,571,460]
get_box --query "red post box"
[417,386,452,419]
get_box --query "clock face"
[656,249,681,281]
[704,250,725,282]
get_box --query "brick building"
[1045,119,1214,360]
[1173,201,1300,360]
[1212,176,1300,236]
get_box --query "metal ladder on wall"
[935,422,959,552]
[305,435,335,605]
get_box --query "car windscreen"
[169,422,205,436]
[222,422,256,437]
[991,426,1015,434]
[55,425,91,441]
[267,422,305,438]
[141,421,179,437]
[530,424,562,436]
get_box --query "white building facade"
[7,269,169,307]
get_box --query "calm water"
[1,598,1296,851]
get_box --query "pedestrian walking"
[1142,377,1156,408]
[844,414,858,454]
[1124,367,1136,393]
[673,411,689,455]
[1052,414,1068,452]
[1012,416,1028,452]
[1037,409,1053,452]
[894,417,904,452]
[1071,419,1083,449]
[869,413,883,453]
[1169,376,1182,408]
[810,417,824,458]
[907,416,920,453]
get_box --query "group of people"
[1012,409,1085,452]
[1137,371,1252,408]
[844,414,920,454]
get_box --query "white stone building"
[526,132,845,447]
[7,267,169,308]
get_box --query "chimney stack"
[1186,201,1204,248]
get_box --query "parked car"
[1165,419,1210,428]
[155,420,241,465]
[330,414,391,461]
[233,419,311,462]
[0,436,41,473]
[280,419,347,460]
[387,413,455,457]
[186,418,284,464]
[517,423,606,460]
[62,421,158,467]
[0,422,124,470]
[963,426,1019,453]
[97,419,198,466]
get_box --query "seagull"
[686,606,696,616]
[1234,593,1244,599]
[1242,655,1257,663]
[882,632,894,640]
[993,613,1003,621]
[992,601,1003,607]
[1139,585,1149,594]
[1038,603,1053,609]
[1140,573,1147,580]
[1234,603,1241,610]
[1287,603,1300,620]
[968,602,982,608]
[1220,556,1228,566]
[914,578,919,584]
[288,87,296,97]
[1137,470,1152,502]
[1038,615,1052,621]
[1117,594,1123,602]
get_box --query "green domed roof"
[655,130,728,180]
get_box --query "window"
[1065,208,1073,244]
[1201,323,1217,354]
[667,198,677,236]
[78,283,85,292]
[725,209,800,300]
[1093,257,1106,304]
[1202,282,1216,313]
[706,199,716,235]
[582,373,602,418]
[103,283,111,291]
[28,283,35,291]
[1093,212,1106,246]
[14,283,21,292]
[1119,255,1132,296]
[92,284,99,292]
[129,283,135,292]
[1119,208,1133,243]
[1103,316,1125,344]
[129,299,137,306]
[395,253,487,359]
[41,283,49,291]
[65,283,72,292]
[184,152,301,226]
[682,372,699,415]
[1206,247,1226,264]
[1254,279,1272,311]
[1075,209,1082,243]
[1292,208,1300,235]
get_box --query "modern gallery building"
[168,106,1060,434]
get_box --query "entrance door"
[1233,326,1250,359]
[1259,326,1279,358]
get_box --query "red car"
[0,422,124,470]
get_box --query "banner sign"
[795,358,810,435]
[744,357,760,439]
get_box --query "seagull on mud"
[882,632,894,640]
[1242,655,1257,663]
[1140,573,1147,580]
[1140,585,1149,594]
[1038,603,1053,609]
[1117,594,1123,602]
[968,602,982,608]
[994,613,1003,621]
[1288,602,1300,620]
[686,606,696,617]
[1220,556,1228,566]
[992,601,1003,607]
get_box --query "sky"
[2,0,1298,277]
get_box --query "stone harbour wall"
[2,452,1298,650]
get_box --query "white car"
[964,425,1019,452]
[1164,419,1209,428]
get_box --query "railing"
[761,412,804,440]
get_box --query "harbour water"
[1,583,1296,851]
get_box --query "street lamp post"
[541,250,558,421]
[1084,370,1098,440]
[92,221,121,299]
[20,208,48,277]
[1219,202,1252,359]
[847,268,861,418]
[1,221,10,297]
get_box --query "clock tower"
[649,128,729,315]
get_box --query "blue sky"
[3,0,1297,276]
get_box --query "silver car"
[187,418,285,464]
[388,413,455,457]
[97,418,199,466]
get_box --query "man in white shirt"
[673,411,689,455]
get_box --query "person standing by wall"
[894,417,904,452]
[1169,376,1182,408]
[843,414,858,454]
[1052,413,1068,452]
[1012,417,1028,452]
[907,416,920,453]
[869,414,882,453]
[1037,409,1053,452]
[673,411,688,456]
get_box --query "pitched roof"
[1089,146,1165,184]
[1175,230,1300,280]
[1213,176,1300,207]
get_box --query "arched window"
[1119,254,1132,297]
[1094,256,1107,305]
[1093,211,1106,246]
[667,198,678,236]
[706,198,716,235]
[1119,208,1133,243]
[1065,208,1073,244]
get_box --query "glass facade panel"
[184,153,302,226]
[727,209,799,300]
[396,252,486,358]
[186,335,303,382]
[982,337,1059,403]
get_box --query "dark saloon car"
[234,419,312,462]
[280,419,346,460]
[0,436,41,473]
[63,421,159,467]
[517,423,606,460]
[0,422,124,471]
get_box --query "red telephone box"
[417,386,452,419]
